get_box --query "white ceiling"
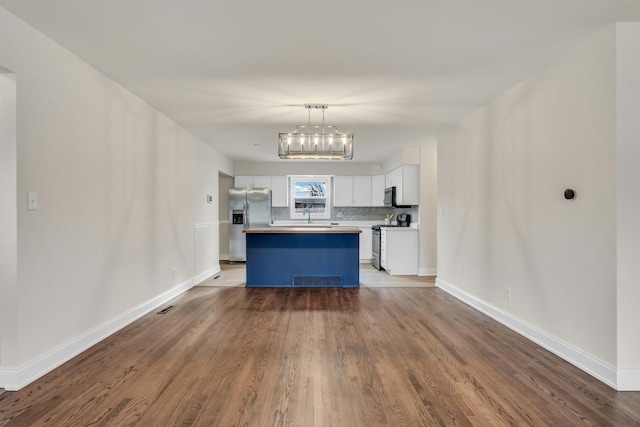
[2,0,639,163]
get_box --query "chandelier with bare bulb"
[278,104,354,160]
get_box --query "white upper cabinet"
[334,176,353,206]
[385,165,419,206]
[270,176,288,207]
[371,175,386,207]
[334,176,372,207]
[252,176,272,188]
[353,176,372,206]
[234,175,254,188]
[234,175,287,206]
[235,175,272,188]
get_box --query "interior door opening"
[0,65,17,373]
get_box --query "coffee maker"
[396,213,411,227]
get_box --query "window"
[289,176,332,220]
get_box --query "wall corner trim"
[435,278,620,390]
[194,266,221,286]
[0,278,194,391]
[617,369,640,391]
[418,268,437,276]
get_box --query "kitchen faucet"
[304,206,313,224]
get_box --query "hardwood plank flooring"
[197,263,436,288]
[1,287,639,426]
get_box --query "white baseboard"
[418,268,437,276]
[193,265,220,286]
[0,278,194,391]
[436,278,623,390]
[618,369,640,391]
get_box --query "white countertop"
[380,226,419,231]
[272,220,419,229]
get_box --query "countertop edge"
[244,227,362,234]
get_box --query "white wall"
[615,23,640,382]
[438,25,618,370]
[0,68,17,367]
[418,143,437,275]
[234,161,381,176]
[0,6,232,389]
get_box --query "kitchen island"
[243,227,362,288]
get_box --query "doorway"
[218,173,234,261]
[0,66,17,373]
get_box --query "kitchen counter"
[379,226,417,231]
[244,227,361,234]
[242,227,361,288]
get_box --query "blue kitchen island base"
[244,228,361,288]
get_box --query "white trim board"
[418,268,437,276]
[435,278,632,391]
[194,222,218,228]
[0,278,194,391]
[193,266,221,286]
[618,369,640,391]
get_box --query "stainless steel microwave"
[384,187,396,207]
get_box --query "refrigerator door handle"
[244,202,249,229]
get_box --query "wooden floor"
[2,288,640,426]
[198,262,437,288]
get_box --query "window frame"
[289,175,333,220]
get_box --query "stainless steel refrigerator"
[229,187,272,262]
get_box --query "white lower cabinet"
[380,228,418,275]
[358,226,372,261]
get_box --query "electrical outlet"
[172,268,177,278]
[505,287,512,301]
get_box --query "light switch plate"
[27,192,38,210]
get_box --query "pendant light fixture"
[278,104,354,160]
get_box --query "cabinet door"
[400,165,420,205]
[385,167,402,189]
[385,166,420,206]
[385,229,418,275]
[234,176,253,188]
[252,176,272,189]
[371,175,385,206]
[334,176,354,206]
[352,176,372,206]
[271,176,288,207]
[380,229,387,268]
[358,227,372,260]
